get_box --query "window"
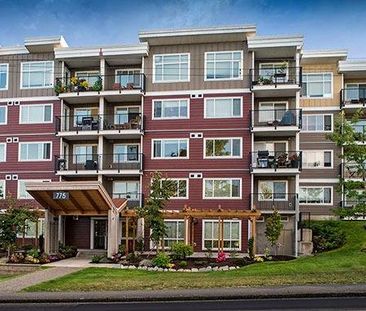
[18,180,50,199]
[302,114,332,132]
[299,187,332,205]
[204,97,242,118]
[153,99,189,119]
[161,179,188,199]
[164,220,184,248]
[205,138,241,158]
[20,104,52,124]
[0,180,5,199]
[17,219,44,238]
[113,181,139,200]
[302,150,332,168]
[154,53,189,82]
[205,51,242,80]
[345,83,366,101]
[113,144,139,162]
[0,64,8,90]
[75,71,100,86]
[114,107,140,124]
[258,102,287,123]
[258,181,287,200]
[19,142,51,161]
[152,139,188,159]
[73,145,97,164]
[21,61,54,89]
[204,178,241,199]
[302,73,332,98]
[0,143,6,162]
[0,106,6,125]
[73,107,98,126]
[259,63,288,83]
[115,69,141,88]
[203,220,241,250]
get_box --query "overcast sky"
[0,0,365,58]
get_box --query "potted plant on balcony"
[289,153,300,168]
[92,76,103,92]
[54,78,65,95]
[258,76,272,86]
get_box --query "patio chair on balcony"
[257,150,269,168]
[279,110,296,126]
[81,117,93,130]
[276,153,289,168]
[84,160,98,170]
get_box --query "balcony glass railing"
[341,88,366,107]
[103,153,143,171]
[251,193,297,211]
[250,109,302,128]
[112,192,143,208]
[250,67,302,87]
[250,151,302,170]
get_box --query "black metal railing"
[250,66,302,87]
[251,193,297,211]
[250,151,302,170]
[250,109,302,128]
[54,73,146,94]
[342,162,366,180]
[101,113,143,131]
[55,154,101,172]
[113,192,143,208]
[55,115,101,133]
[103,153,143,171]
[340,88,366,107]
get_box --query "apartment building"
[0,25,363,258]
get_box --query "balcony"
[340,87,366,109]
[55,154,101,175]
[55,113,143,138]
[342,162,366,180]
[251,193,297,212]
[113,192,143,208]
[103,153,143,173]
[250,109,302,136]
[250,151,302,175]
[352,124,366,143]
[250,67,302,97]
[54,73,146,103]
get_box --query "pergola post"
[125,217,129,255]
[57,215,64,245]
[184,216,190,245]
[251,217,257,255]
[107,209,120,258]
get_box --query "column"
[107,209,120,258]
[57,215,64,245]
[44,210,54,254]
[184,216,190,245]
[251,217,256,255]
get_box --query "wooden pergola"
[122,205,261,253]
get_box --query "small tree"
[265,209,283,254]
[137,172,176,251]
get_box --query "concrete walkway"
[0,267,83,292]
[43,257,120,268]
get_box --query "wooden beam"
[82,191,102,213]
[125,217,129,255]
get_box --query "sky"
[0,0,365,58]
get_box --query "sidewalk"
[0,284,365,303]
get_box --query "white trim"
[303,49,348,59]
[151,138,189,160]
[301,113,333,133]
[299,186,333,206]
[160,178,189,200]
[18,141,52,162]
[153,53,190,83]
[0,63,9,91]
[90,217,108,250]
[203,178,242,199]
[0,180,5,199]
[0,143,6,162]
[258,100,289,123]
[259,62,289,83]
[203,137,242,159]
[248,35,303,49]
[20,61,54,90]
[301,72,333,99]
[0,96,59,103]
[257,180,288,201]
[17,179,51,199]
[299,178,339,183]
[145,89,251,96]
[301,107,339,112]
[204,96,243,119]
[19,104,53,125]
[302,150,333,169]
[152,98,190,120]
[204,50,243,81]
[0,106,7,125]
[202,219,242,251]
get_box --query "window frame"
[114,68,141,87]
[258,101,289,123]
[204,50,243,81]
[258,180,288,201]
[204,97,243,119]
[203,178,242,199]
[0,63,9,90]
[302,72,333,99]
[299,186,333,206]
[72,144,98,164]
[153,53,190,83]
[160,178,189,199]
[302,150,333,169]
[151,138,189,160]
[0,143,7,162]
[301,114,333,133]
[18,141,52,162]
[0,180,5,199]
[203,137,242,159]
[19,104,53,124]
[152,98,190,120]
[17,179,51,199]
[0,106,7,125]
[16,218,44,238]
[202,219,242,251]
[112,180,140,200]
[112,143,140,163]
[75,70,100,86]
[163,219,185,249]
[20,61,54,89]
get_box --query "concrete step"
[76,249,107,259]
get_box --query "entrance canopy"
[26,181,127,216]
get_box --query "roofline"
[0,46,29,56]
[248,35,304,49]
[302,49,348,59]
[339,60,366,72]
[24,35,68,48]
[139,25,256,40]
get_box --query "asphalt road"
[0,297,366,311]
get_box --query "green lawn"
[26,221,366,292]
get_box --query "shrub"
[216,251,226,263]
[91,255,104,263]
[126,252,140,264]
[179,260,188,268]
[139,259,153,267]
[26,248,39,258]
[247,237,255,260]
[302,221,346,253]
[8,252,24,263]
[152,252,171,268]
[59,244,77,258]
[170,242,193,260]
[38,253,50,264]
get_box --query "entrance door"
[93,219,107,249]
